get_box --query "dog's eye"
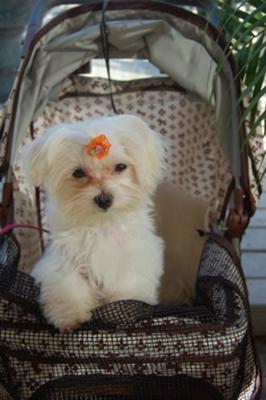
[72,168,86,178]
[114,163,127,173]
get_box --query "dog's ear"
[22,125,62,187]
[23,134,50,187]
[119,116,166,193]
[139,126,166,192]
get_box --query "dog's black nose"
[94,192,113,210]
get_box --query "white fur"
[23,114,165,332]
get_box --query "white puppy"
[23,114,165,332]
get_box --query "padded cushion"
[155,182,208,304]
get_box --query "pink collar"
[0,223,49,236]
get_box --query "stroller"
[0,0,263,398]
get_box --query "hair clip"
[86,134,111,159]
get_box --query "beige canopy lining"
[10,8,240,180]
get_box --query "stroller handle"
[22,0,219,57]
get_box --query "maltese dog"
[23,114,165,332]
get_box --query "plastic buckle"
[226,188,249,239]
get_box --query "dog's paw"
[41,301,93,332]
[57,311,93,333]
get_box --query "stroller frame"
[0,1,263,399]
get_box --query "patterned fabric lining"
[248,128,264,201]
[12,76,232,271]
[0,235,258,399]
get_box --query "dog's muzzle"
[94,192,113,211]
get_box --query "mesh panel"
[0,234,259,400]
[0,354,14,400]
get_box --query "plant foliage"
[215,1,266,179]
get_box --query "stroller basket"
[0,233,259,399]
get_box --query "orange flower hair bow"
[86,134,111,159]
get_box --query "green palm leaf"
[214,1,266,184]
